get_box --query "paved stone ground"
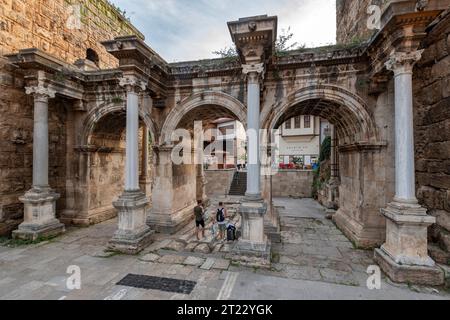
[0,197,448,300]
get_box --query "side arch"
[80,102,158,146]
[261,84,380,145]
[160,91,247,145]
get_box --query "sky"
[110,0,337,62]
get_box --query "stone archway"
[262,84,389,248]
[160,91,247,145]
[62,102,157,227]
[149,91,248,234]
[80,102,158,147]
[262,84,379,145]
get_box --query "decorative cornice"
[385,50,424,75]
[119,76,147,93]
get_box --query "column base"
[375,201,444,286]
[231,199,271,267]
[374,248,444,286]
[14,188,65,241]
[109,191,154,255]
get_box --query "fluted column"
[14,84,65,240]
[375,50,443,286]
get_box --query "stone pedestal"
[14,188,65,241]
[374,201,444,285]
[375,50,444,286]
[109,191,154,255]
[232,200,271,267]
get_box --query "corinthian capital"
[242,63,265,83]
[119,76,147,93]
[25,84,56,102]
[385,50,424,75]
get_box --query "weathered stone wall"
[413,11,450,262]
[336,0,385,44]
[270,170,314,198]
[0,0,143,68]
[204,169,236,197]
[0,0,142,235]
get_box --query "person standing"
[194,200,205,240]
[216,202,228,241]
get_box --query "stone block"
[183,256,205,267]
[374,248,444,286]
[139,253,160,263]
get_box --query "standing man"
[194,200,205,240]
[216,202,228,241]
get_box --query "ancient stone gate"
[1,0,450,286]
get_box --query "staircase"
[228,171,247,196]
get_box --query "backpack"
[216,208,225,223]
[227,224,236,241]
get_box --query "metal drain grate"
[116,274,196,294]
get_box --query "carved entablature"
[366,0,446,77]
[228,15,278,65]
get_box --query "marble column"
[374,50,444,285]
[109,76,153,254]
[14,85,65,240]
[244,63,263,200]
[233,63,270,261]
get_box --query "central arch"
[160,91,247,145]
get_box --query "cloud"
[111,0,336,62]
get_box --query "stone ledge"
[12,221,65,241]
[108,229,154,255]
[374,248,445,286]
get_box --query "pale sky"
[110,0,337,62]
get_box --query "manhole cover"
[117,274,196,294]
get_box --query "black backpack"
[216,208,225,223]
[227,225,236,241]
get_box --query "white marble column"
[14,84,65,240]
[109,76,153,254]
[123,82,141,192]
[375,50,443,286]
[233,63,270,261]
[388,51,422,204]
[243,63,264,200]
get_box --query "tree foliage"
[319,136,332,162]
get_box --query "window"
[304,116,311,128]
[294,116,301,128]
[285,119,292,129]
[86,48,99,66]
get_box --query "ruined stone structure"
[1,0,449,285]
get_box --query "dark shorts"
[195,219,205,228]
